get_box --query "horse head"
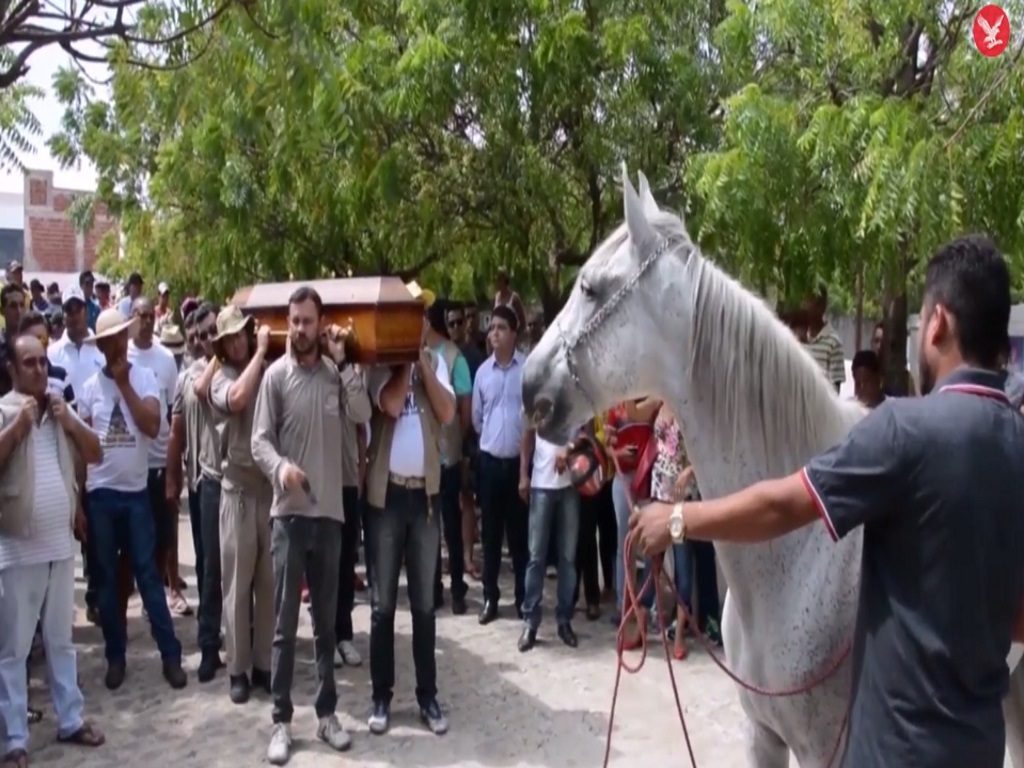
[522,165,698,444]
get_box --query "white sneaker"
[317,714,352,752]
[267,723,291,765]
[336,640,362,667]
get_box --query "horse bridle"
[556,235,673,405]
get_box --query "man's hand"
[74,502,88,543]
[554,447,569,474]
[628,500,673,558]
[15,397,38,437]
[49,394,75,432]
[166,471,182,505]
[256,324,271,355]
[325,323,349,364]
[518,474,530,502]
[279,461,308,493]
[109,357,130,387]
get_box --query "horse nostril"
[531,397,553,427]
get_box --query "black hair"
[18,310,48,335]
[491,304,519,333]
[426,301,449,339]
[29,279,43,292]
[1,283,24,306]
[46,282,59,295]
[923,234,1010,369]
[852,350,881,374]
[193,301,218,327]
[288,286,324,316]
[79,270,94,286]
[183,310,198,330]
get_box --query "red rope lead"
[602,452,850,767]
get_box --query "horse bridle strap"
[557,235,673,404]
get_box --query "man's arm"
[520,427,535,493]
[250,369,286,486]
[419,352,455,425]
[0,405,32,467]
[222,348,267,414]
[378,364,412,419]
[192,356,219,401]
[471,370,484,435]
[340,366,372,425]
[60,407,102,464]
[120,369,160,439]
[831,338,846,391]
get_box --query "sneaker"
[368,700,390,735]
[316,714,352,752]
[267,723,291,765]
[335,640,362,667]
[419,699,449,735]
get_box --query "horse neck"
[666,255,860,605]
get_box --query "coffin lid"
[230,276,419,310]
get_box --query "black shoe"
[368,700,390,735]
[229,674,250,704]
[478,600,498,625]
[516,603,524,620]
[418,698,449,735]
[251,668,272,695]
[86,605,100,626]
[197,651,221,683]
[105,661,126,690]
[451,595,467,616]
[163,660,187,689]
[518,627,537,653]
[557,623,578,648]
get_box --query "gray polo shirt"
[802,367,1024,768]
[251,353,370,521]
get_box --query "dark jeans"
[360,494,373,590]
[271,515,342,724]
[673,543,694,611]
[478,453,528,606]
[692,540,721,628]
[575,482,616,607]
[434,463,468,603]
[197,476,222,653]
[86,488,182,664]
[522,487,580,629]
[187,486,203,600]
[368,483,441,707]
[335,486,360,643]
[82,490,98,611]
[147,468,173,573]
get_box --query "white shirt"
[47,332,105,402]
[79,365,159,492]
[531,435,571,490]
[374,356,453,478]
[0,417,73,570]
[116,296,133,317]
[128,340,178,467]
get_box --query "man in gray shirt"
[632,235,1024,767]
[251,286,370,766]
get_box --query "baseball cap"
[7,260,22,272]
[62,284,86,307]
[157,281,170,295]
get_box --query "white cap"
[61,284,86,306]
[157,281,170,295]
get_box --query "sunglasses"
[447,318,463,327]
[197,328,214,341]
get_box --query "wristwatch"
[669,501,686,544]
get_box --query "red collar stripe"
[937,383,1011,405]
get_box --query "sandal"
[26,707,42,724]
[1,748,28,768]
[57,721,105,748]
[167,591,193,617]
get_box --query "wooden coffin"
[229,276,424,365]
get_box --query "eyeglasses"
[197,328,214,341]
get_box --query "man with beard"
[632,234,1024,768]
[251,286,370,765]
[129,297,188,616]
[208,306,273,705]
[166,303,224,680]
[78,309,186,691]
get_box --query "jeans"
[368,483,441,707]
[612,474,654,613]
[86,488,182,663]
[335,486,360,643]
[270,515,342,724]
[434,463,467,603]
[574,481,616,607]
[692,540,721,628]
[522,487,580,630]
[147,468,173,576]
[187,485,203,603]
[478,453,529,606]
[82,490,98,611]
[0,559,85,752]
[197,476,222,653]
[672,542,694,611]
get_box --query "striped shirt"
[805,323,845,386]
[0,418,73,570]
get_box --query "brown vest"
[366,349,443,508]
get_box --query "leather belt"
[389,472,426,489]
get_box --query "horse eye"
[580,279,596,299]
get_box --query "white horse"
[520,166,1024,767]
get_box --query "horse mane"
[646,211,862,473]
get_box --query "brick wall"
[22,170,118,272]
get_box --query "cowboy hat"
[213,304,254,342]
[85,308,138,343]
[159,323,186,353]
[405,280,436,308]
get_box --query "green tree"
[689,0,1024,391]
[51,0,723,311]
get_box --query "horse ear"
[621,163,656,249]
[636,171,660,217]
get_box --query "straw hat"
[213,304,253,342]
[159,324,186,354]
[85,308,138,344]
[405,280,436,308]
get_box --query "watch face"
[670,517,683,537]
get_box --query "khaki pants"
[220,479,274,677]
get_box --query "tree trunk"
[883,248,912,396]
